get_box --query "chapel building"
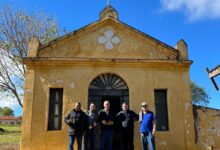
[21,5,198,150]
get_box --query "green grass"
[0,124,21,145]
[0,125,20,132]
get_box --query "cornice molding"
[23,57,192,70]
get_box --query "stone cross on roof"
[107,0,111,6]
[100,1,119,20]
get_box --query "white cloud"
[160,0,220,21]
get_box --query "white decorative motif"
[98,30,120,50]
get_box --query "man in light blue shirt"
[139,102,156,150]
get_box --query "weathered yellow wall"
[20,67,35,150]
[193,106,220,150]
[20,63,196,150]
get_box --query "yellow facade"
[21,6,198,150]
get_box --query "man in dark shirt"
[64,102,87,150]
[83,103,98,150]
[99,100,114,150]
[116,102,139,150]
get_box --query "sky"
[0,0,220,116]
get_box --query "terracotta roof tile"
[0,116,20,120]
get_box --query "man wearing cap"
[139,102,156,150]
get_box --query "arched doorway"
[88,73,129,150]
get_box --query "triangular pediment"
[38,17,178,60]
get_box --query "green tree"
[0,107,14,116]
[191,81,210,106]
[0,3,65,107]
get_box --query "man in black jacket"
[99,100,114,150]
[116,102,139,150]
[64,102,87,150]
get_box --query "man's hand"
[102,120,107,125]
[152,129,156,136]
[102,120,113,125]
[67,119,72,124]
[107,121,114,125]
[152,120,156,136]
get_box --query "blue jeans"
[141,132,156,150]
[99,130,113,150]
[68,133,83,150]
[83,128,95,150]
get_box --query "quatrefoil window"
[98,30,120,50]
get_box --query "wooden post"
[206,66,220,91]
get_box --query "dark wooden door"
[88,73,129,150]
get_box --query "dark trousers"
[68,132,83,150]
[83,128,95,150]
[99,130,113,150]
[121,128,134,150]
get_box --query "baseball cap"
[141,102,148,107]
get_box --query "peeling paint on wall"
[185,102,191,111]
[69,82,75,89]
[56,79,63,85]
[40,77,46,83]
[159,141,167,146]
[193,105,220,150]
